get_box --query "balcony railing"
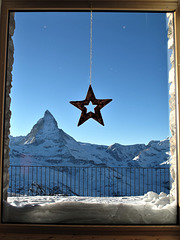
[8,166,171,197]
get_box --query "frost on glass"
[2,12,177,224]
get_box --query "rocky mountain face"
[9,110,171,168]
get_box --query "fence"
[8,166,171,197]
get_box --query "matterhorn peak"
[44,110,53,118]
[43,110,58,126]
[41,110,59,131]
[22,110,60,145]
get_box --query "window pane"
[2,11,177,224]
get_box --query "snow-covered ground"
[3,191,177,224]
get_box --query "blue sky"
[10,11,170,145]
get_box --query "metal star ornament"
[70,85,112,126]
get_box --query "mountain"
[9,110,171,168]
[9,110,171,197]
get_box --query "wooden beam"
[1,224,180,239]
[0,0,9,221]
[1,0,178,11]
[175,0,180,224]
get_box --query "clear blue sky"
[10,11,171,145]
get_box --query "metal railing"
[8,166,171,197]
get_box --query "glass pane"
[2,11,177,224]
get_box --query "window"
[0,0,179,239]
[2,10,178,225]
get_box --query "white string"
[90,10,93,85]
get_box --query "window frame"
[0,0,180,239]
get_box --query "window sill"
[0,224,180,239]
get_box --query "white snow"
[3,191,177,224]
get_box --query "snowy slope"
[4,192,177,224]
[132,139,171,167]
[10,110,171,168]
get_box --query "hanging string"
[90,10,93,85]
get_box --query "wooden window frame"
[0,0,180,239]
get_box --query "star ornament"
[70,85,112,126]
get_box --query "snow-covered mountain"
[10,110,171,168]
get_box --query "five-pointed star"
[70,85,112,126]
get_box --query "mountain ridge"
[9,110,171,168]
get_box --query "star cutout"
[70,85,112,126]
